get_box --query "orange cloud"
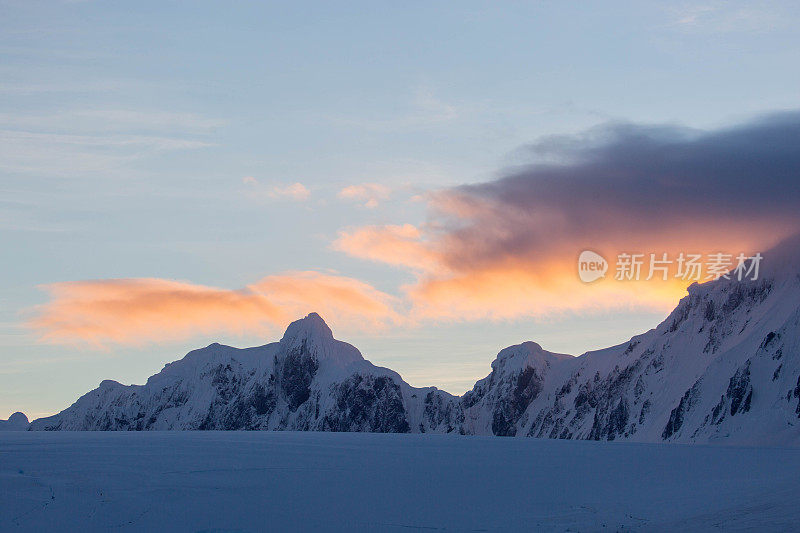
[29,272,400,347]
[251,271,402,330]
[406,260,693,322]
[337,183,391,208]
[330,199,796,323]
[331,114,800,323]
[269,182,310,201]
[334,216,790,322]
[332,224,443,273]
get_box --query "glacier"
[2,431,800,531]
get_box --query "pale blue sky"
[3,1,800,418]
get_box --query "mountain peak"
[279,313,362,365]
[491,341,570,373]
[281,312,334,344]
[0,411,29,431]
[8,412,28,425]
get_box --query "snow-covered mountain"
[29,313,460,433]
[30,236,800,445]
[0,412,29,431]
[455,235,800,445]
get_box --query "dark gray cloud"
[435,111,800,268]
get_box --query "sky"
[3,1,800,419]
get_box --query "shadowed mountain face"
[0,412,29,431]
[29,239,800,445]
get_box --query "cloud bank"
[336,111,800,320]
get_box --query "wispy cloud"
[242,177,311,202]
[318,86,460,132]
[0,129,211,176]
[0,107,218,177]
[333,224,441,274]
[411,86,459,123]
[337,183,392,208]
[28,272,401,347]
[0,109,224,134]
[0,79,130,95]
[668,2,788,33]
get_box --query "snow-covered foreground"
[1,432,799,532]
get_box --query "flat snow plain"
[1,432,798,532]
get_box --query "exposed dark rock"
[704,300,716,322]
[794,375,800,416]
[423,391,463,433]
[662,379,702,440]
[277,343,319,411]
[728,361,752,416]
[711,395,726,425]
[321,374,410,433]
[639,399,651,425]
[491,367,544,436]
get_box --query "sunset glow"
[3,0,800,420]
